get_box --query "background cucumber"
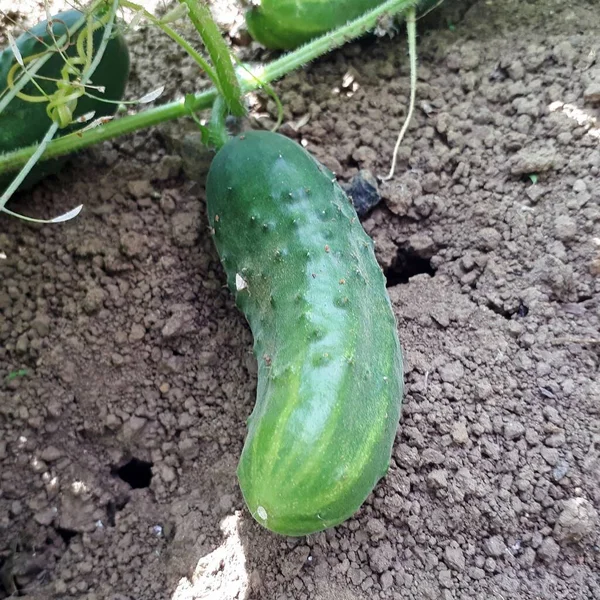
[245,0,388,50]
[0,9,130,191]
[245,0,443,50]
[206,131,404,536]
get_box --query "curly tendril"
[6,9,110,128]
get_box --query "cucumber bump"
[206,131,404,536]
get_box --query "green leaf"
[6,368,28,382]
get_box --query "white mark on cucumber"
[257,505,268,520]
[236,273,248,291]
[215,214,220,222]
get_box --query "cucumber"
[0,9,130,191]
[206,131,404,536]
[245,0,388,50]
[245,0,442,50]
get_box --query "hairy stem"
[180,0,245,116]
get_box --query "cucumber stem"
[0,0,419,178]
[179,0,246,117]
[207,96,231,150]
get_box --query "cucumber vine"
[0,0,425,222]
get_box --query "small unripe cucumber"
[206,131,404,536]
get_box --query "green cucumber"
[206,131,404,536]
[245,0,442,50]
[0,8,130,191]
[245,0,388,50]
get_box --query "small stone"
[525,427,540,445]
[519,547,536,567]
[439,361,465,383]
[474,379,493,401]
[40,446,63,462]
[504,421,525,440]
[155,155,183,180]
[408,233,435,255]
[422,172,440,193]
[160,194,176,215]
[552,461,570,481]
[129,323,146,343]
[444,545,465,571]
[438,569,453,588]
[161,304,197,339]
[382,175,422,217]
[127,179,154,199]
[510,147,557,175]
[554,216,577,241]
[468,567,485,580]
[157,464,176,483]
[543,406,561,424]
[537,537,559,563]
[451,421,469,445]
[34,507,57,525]
[380,571,393,590]
[481,440,500,460]
[15,333,29,353]
[422,449,445,464]
[31,314,51,337]
[545,432,566,447]
[584,82,600,104]
[476,228,502,251]
[427,469,448,489]
[368,542,395,573]
[120,232,147,259]
[554,498,598,542]
[484,535,506,558]
[127,416,147,433]
[541,447,559,466]
[83,287,105,315]
[344,170,381,217]
[552,40,576,65]
[111,353,125,366]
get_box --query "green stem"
[0,0,418,176]
[179,0,245,117]
[207,95,230,149]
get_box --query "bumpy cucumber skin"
[0,9,130,190]
[206,131,404,536]
[246,0,387,50]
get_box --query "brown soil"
[1,1,599,599]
